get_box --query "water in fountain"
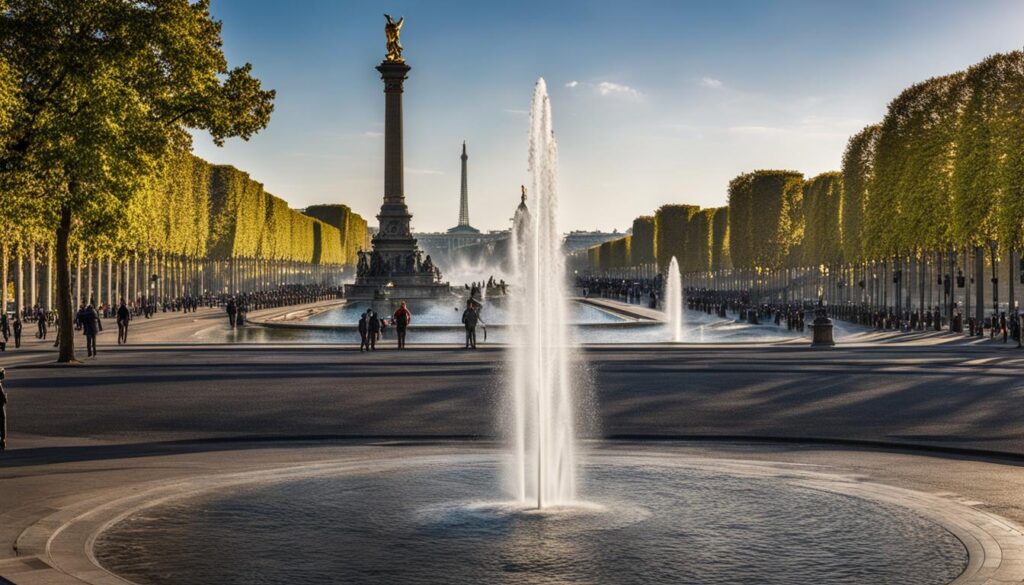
[666,256,683,342]
[507,78,578,508]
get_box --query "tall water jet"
[507,78,577,508]
[666,257,683,342]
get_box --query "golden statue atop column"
[384,14,404,63]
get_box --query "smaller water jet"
[665,257,683,342]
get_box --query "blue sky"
[192,0,1024,233]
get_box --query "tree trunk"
[56,205,76,362]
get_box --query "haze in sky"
[192,0,1024,233]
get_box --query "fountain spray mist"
[666,257,683,342]
[508,78,577,508]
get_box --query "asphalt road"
[3,344,1024,458]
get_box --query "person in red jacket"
[393,301,411,349]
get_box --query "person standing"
[79,304,102,357]
[11,316,21,349]
[226,298,238,328]
[358,310,370,352]
[0,313,9,344]
[462,300,479,349]
[1000,312,1008,343]
[368,310,381,351]
[393,301,411,349]
[116,300,131,345]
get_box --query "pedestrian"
[1012,311,1022,349]
[0,313,9,343]
[393,301,411,349]
[0,368,6,452]
[35,306,47,339]
[226,298,238,328]
[358,310,370,352]
[462,300,479,349]
[1000,312,1008,343]
[78,303,102,357]
[368,310,381,350]
[11,316,21,349]
[116,299,131,345]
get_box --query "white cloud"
[728,125,785,135]
[406,167,444,176]
[700,77,723,89]
[503,108,528,116]
[597,81,642,98]
[362,131,383,138]
[565,80,579,88]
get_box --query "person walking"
[35,306,47,339]
[78,304,102,357]
[368,310,381,351]
[0,368,7,452]
[226,298,238,328]
[393,301,411,349]
[116,300,131,345]
[462,300,479,349]
[1000,312,1008,343]
[0,313,9,345]
[358,310,371,352]
[11,316,21,349]
[1012,311,1022,348]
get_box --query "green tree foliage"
[654,204,699,271]
[598,240,613,272]
[874,74,965,255]
[587,245,600,271]
[630,216,655,264]
[840,125,880,263]
[684,208,714,273]
[0,0,275,362]
[953,52,1024,252]
[749,171,804,270]
[802,172,843,266]
[711,206,731,271]
[303,204,369,266]
[608,236,631,268]
[727,174,754,269]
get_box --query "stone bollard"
[811,308,835,348]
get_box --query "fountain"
[92,79,973,585]
[666,256,683,342]
[507,78,578,508]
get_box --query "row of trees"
[1,151,369,321]
[579,50,1024,319]
[0,0,321,361]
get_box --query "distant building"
[563,230,623,253]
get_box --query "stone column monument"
[346,15,450,302]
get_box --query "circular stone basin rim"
[16,449,1024,585]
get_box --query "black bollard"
[810,306,835,348]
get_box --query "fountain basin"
[92,450,971,585]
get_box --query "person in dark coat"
[226,299,238,328]
[461,300,479,349]
[116,300,131,345]
[0,367,7,452]
[35,306,47,339]
[78,304,102,357]
[11,316,21,349]
[393,301,411,349]
[368,310,381,351]
[358,310,370,352]
[0,313,9,343]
